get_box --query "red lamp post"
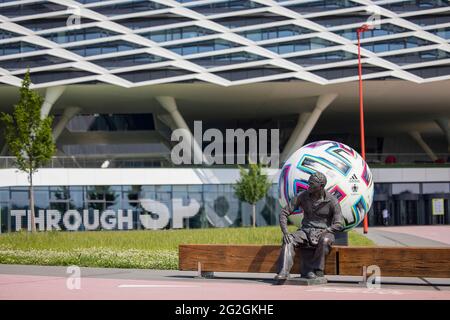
[357,24,371,234]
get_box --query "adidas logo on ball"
[349,174,360,183]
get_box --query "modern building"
[0,0,449,232]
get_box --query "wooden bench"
[179,244,450,279]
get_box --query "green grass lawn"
[0,226,373,270]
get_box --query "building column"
[156,96,204,165]
[435,118,450,154]
[281,112,311,162]
[281,93,338,162]
[408,131,438,161]
[41,86,66,119]
[53,106,81,141]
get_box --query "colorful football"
[278,140,374,231]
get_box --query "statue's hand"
[283,233,293,244]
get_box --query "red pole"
[357,26,369,234]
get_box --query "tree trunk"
[29,172,36,232]
[252,204,256,228]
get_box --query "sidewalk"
[0,264,449,300]
[354,226,450,247]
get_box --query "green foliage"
[0,228,373,269]
[234,163,271,205]
[0,71,55,176]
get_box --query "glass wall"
[369,182,450,226]
[0,184,280,233]
[1,181,449,233]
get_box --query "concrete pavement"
[354,226,450,247]
[0,264,449,300]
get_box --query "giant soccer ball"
[278,140,374,231]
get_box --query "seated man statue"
[275,171,344,280]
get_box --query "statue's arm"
[279,206,290,236]
[279,194,298,235]
[326,199,344,234]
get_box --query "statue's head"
[308,172,327,193]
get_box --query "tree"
[0,71,56,232]
[234,162,271,228]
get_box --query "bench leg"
[197,271,215,279]
[195,261,214,279]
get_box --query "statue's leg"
[311,232,335,277]
[274,230,307,280]
[274,240,295,280]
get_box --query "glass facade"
[239,25,313,41]
[334,24,409,40]
[428,27,450,40]
[188,0,265,15]
[189,52,264,68]
[311,64,386,80]
[384,49,450,65]
[311,12,382,27]
[21,69,94,84]
[166,39,241,55]
[67,40,144,57]
[0,55,70,71]
[407,64,450,79]
[0,1,447,87]
[288,51,357,67]
[116,15,191,30]
[214,66,290,81]
[213,14,286,28]
[89,1,169,16]
[381,0,449,12]
[64,114,156,132]
[139,26,217,43]
[405,13,450,26]
[264,38,338,55]
[0,184,280,232]
[362,37,433,53]
[91,53,167,69]
[116,68,192,82]
[42,27,120,44]
[0,1,67,18]
[371,182,450,226]
[1,181,449,233]
[15,16,95,31]
[0,42,44,56]
[0,29,20,40]
[284,0,361,13]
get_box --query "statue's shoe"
[315,270,324,277]
[274,273,290,281]
[304,271,317,279]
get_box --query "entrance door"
[372,200,388,226]
[393,194,420,225]
[405,200,418,225]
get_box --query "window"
[392,183,420,195]
[166,39,240,55]
[68,40,144,57]
[140,26,216,42]
[42,28,119,44]
[239,25,312,41]
[188,0,265,15]
[90,1,168,16]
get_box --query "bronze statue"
[275,171,344,281]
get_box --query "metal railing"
[0,153,448,169]
[0,156,170,169]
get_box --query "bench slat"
[338,247,450,278]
